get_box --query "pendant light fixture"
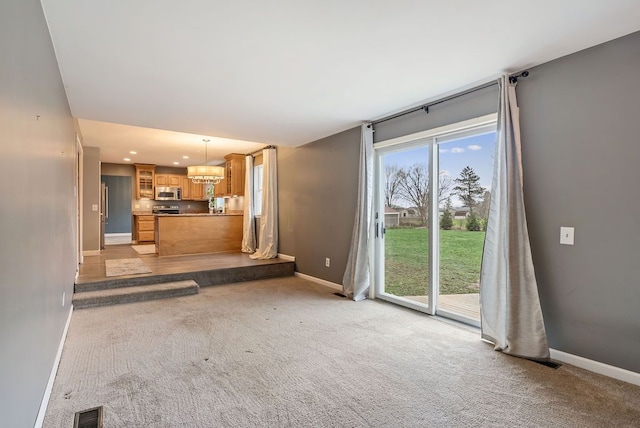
[187,139,225,184]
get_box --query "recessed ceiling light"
[124,158,131,161]
[173,161,179,165]
[129,151,137,154]
[182,155,189,159]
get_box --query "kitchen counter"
[154,213,243,217]
[155,214,243,256]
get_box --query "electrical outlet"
[325,258,331,267]
[91,204,98,211]
[134,204,140,209]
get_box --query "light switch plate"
[92,204,98,212]
[560,227,575,245]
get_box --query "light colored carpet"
[45,277,640,427]
[131,244,156,255]
[105,258,151,277]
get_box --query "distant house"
[384,206,400,227]
[438,206,471,220]
[453,207,471,220]
[399,208,419,218]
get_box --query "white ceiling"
[42,1,640,165]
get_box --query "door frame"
[76,133,84,270]
[372,113,497,322]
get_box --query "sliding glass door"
[376,143,432,312]
[374,116,496,325]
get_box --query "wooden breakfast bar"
[155,213,243,256]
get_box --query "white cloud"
[439,148,449,153]
[440,170,450,176]
[468,145,482,151]
[451,147,465,153]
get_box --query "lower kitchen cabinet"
[135,214,155,243]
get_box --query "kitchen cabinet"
[214,176,227,197]
[191,181,205,200]
[134,164,155,199]
[177,175,205,201]
[180,176,192,200]
[135,214,155,243]
[155,174,181,187]
[225,153,245,196]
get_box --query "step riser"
[75,262,294,293]
[74,286,198,309]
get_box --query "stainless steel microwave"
[155,186,181,201]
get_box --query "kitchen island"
[155,213,243,256]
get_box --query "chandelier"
[187,139,225,184]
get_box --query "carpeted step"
[73,280,199,309]
[75,261,295,293]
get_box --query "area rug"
[105,258,152,277]
[131,244,156,255]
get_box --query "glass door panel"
[436,130,496,325]
[378,144,431,310]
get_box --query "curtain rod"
[247,145,276,157]
[368,71,529,128]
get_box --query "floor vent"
[536,360,562,369]
[73,406,103,428]
[333,292,347,298]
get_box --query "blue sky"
[383,132,496,207]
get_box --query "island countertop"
[154,213,243,217]
[155,214,243,256]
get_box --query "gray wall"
[282,30,640,375]
[518,31,640,373]
[0,0,77,426]
[373,84,499,143]
[83,146,101,251]
[278,127,361,283]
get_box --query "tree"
[396,164,456,226]
[440,197,453,230]
[384,164,402,208]
[466,212,482,231]
[453,166,485,213]
[477,190,491,219]
[397,164,429,225]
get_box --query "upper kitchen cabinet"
[225,154,245,196]
[190,180,206,200]
[134,164,155,199]
[180,175,192,200]
[180,175,206,200]
[155,174,181,187]
[214,175,227,197]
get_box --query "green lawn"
[384,228,484,297]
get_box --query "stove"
[152,205,180,214]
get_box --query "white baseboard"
[83,250,101,256]
[294,272,343,292]
[34,305,73,428]
[277,253,295,261]
[550,348,640,387]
